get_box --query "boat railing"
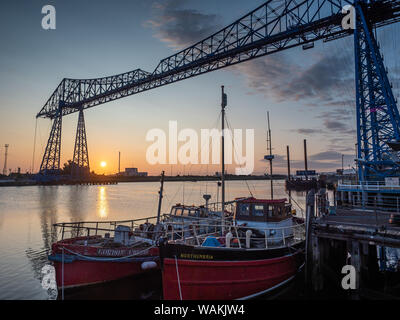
[53,216,162,241]
[52,213,231,241]
[161,213,234,224]
[206,201,236,214]
[162,218,233,243]
[163,220,306,250]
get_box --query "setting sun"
[100,161,107,168]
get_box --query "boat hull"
[160,243,303,300]
[51,255,159,289]
[49,236,160,289]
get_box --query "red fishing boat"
[159,197,305,300]
[48,218,163,290]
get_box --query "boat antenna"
[221,86,227,229]
[264,111,274,199]
[156,171,165,224]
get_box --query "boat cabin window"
[272,205,282,218]
[187,209,198,217]
[170,207,184,216]
[285,205,291,216]
[238,203,250,216]
[236,201,289,222]
[171,206,202,217]
[253,204,266,217]
[199,208,208,218]
[181,208,191,217]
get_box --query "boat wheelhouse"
[234,198,296,246]
[162,203,230,240]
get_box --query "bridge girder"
[37,0,400,120]
[36,0,400,182]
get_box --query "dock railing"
[337,193,400,213]
[313,186,400,215]
[338,181,400,192]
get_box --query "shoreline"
[0,175,287,187]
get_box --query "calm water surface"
[0,180,306,300]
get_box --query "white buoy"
[225,232,233,248]
[141,261,157,270]
[246,230,252,248]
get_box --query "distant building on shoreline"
[124,167,148,177]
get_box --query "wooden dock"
[306,190,400,299]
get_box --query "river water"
[0,180,307,300]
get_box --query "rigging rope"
[224,113,254,198]
[175,255,183,301]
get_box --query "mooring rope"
[285,191,305,217]
[61,247,64,301]
[174,255,183,300]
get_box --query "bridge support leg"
[354,3,400,182]
[39,114,62,175]
[72,109,90,178]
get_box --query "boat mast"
[268,112,273,199]
[156,170,165,224]
[264,111,274,199]
[221,86,227,226]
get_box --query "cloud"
[262,151,355,172]
[296,128,324,135]
[233,54,300,101]
[234,48,354,104]
[281,55,351,103]
[234,47,358,153]
[323,120,348,131]
[146,0,221,48]
[309,151,350,162]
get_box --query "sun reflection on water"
[97,187,108,218]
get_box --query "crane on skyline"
[36,0,400,183]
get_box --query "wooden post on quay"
[305,189,315,293]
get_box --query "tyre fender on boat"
[225,232,233,248]
[245,229,252,248]
[141,261,157,270]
